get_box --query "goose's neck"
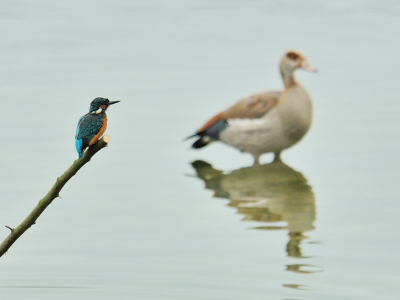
[280,67,297,89]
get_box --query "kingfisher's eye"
[287,52,299,60]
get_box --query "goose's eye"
[287,52,299,60]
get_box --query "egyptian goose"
[187,50,316,165]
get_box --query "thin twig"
[5,226,14,233]
[0,135,111,257]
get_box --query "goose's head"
[280,50,317,75]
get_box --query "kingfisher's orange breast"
[89,114,108,146]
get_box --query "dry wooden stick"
[0,135,111,257]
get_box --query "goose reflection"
[191,160,316,258]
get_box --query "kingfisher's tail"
[75,139,83,159]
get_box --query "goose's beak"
[300,60,318,73]
[109,100,121,105]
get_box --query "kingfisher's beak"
[109,100,121,105]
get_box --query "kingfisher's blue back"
[75,97,120,158]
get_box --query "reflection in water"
[282,283,314,291]
[191,160,317,259]
[285,264,323,274]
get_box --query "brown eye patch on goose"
[287,52,299,60]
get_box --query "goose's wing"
[197,91,281,133]
[223,90,281,120]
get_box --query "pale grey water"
[1,0,400,299]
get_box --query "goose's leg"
[273,152,282,163]
[252,154,261,166]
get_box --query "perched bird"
[187,50,316,165]
[75,97,120,158]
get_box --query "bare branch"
[0,135,111,257]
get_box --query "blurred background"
[1,0,400,299]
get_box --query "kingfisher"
[187,50,316,166]
[75,97,120,159]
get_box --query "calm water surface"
[1,1,400,299]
